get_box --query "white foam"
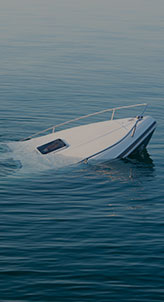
[6,141,80,174]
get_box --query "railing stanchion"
[111,109,115,120]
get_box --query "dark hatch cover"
[37,139,67,155]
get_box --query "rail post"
[111,109,115,120]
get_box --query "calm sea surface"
[0,1,164,301]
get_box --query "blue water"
[0,1,164,301]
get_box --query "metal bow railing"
[20,103,147,141]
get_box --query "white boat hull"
[19,115,156,164]
[88,116,156,162]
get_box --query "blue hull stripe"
[84,121,156,162]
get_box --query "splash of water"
[0,141,80,176]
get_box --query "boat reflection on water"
[127,148,154,165]
[88,149,155,183]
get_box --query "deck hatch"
[37,139,67,155]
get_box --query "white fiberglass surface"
[6,118,137,173]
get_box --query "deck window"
[37,139,67,155]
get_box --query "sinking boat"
[20,104,156,164]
